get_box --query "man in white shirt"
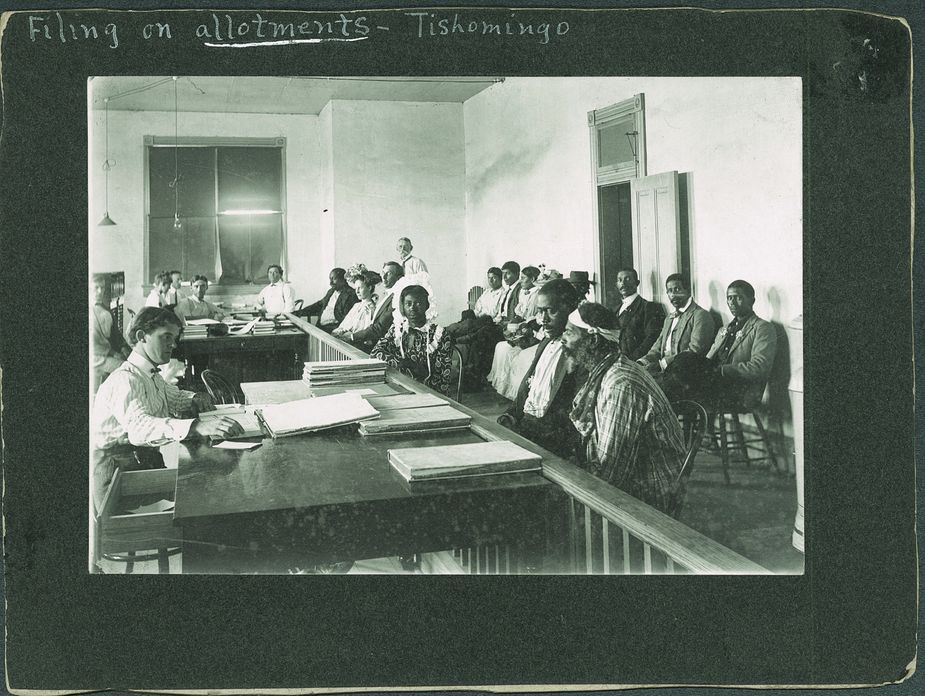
[165,270,184,307]
[174,275,226,323]
[257,264,295,316]
[91,307,243,509]
[145,270,172,308]
[396,237,428,277]
[613,267,665,360]
[350,261,403,349]
[638,273,715,373]
[473,267,506,318]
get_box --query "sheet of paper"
[125,499,175,515]
[343,388,375,395]
[212,440,262,450]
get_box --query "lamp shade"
[98,212,117,226]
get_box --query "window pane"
[597,115,636,167]
[149,217,217,281]
[149,147,216,217]
[217,147,282,213]
[216,213,283,285]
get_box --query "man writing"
[561,302,685,513]
[91,307,243,509]
[294,267,358,332]
[498,279,583,458]
[613,268,665,360]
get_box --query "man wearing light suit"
[704,279,778,407]
[639,273,716,374]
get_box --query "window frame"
[142,135,288,296]
[588,94,647,306]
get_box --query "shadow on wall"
[466,138,553,207]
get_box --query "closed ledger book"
[358,405,470,435]
[259,393,380,438]
[388,441,543,482]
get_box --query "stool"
[706,401,780,484]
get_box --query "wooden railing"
[288,315,768,575]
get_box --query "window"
[145,137,286,287]
[589,95,646,308]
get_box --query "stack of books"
[275,318,295,329]
[252,320,277,335]
[183,318,218,338]
[388,441,543,482]
[258,393,380,438]
[358,405,470,436]
[302,359,387,389]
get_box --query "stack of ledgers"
[302,358,387,389]
[183,318,219,338]
[252,320,278,335]
[388,440,542,482]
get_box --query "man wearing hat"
[561,302,685,513]
[567,270,593,301]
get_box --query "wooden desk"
[174,428,552,573]
[173,328,309,388]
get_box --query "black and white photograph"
[88,74,804,576]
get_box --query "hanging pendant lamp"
[98,98,116,226]
[171,76,184,231]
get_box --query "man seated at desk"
[174,275,226,323]
[561,302,685,514]
[293,267,358,332]
[91,307,244,510]
[371,284,455,395]
[257,264,295,317]
[144,270,172,309]
[165,270,184,307]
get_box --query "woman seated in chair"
[370,284,455,396]
[332,266,381,344]
[488,265,542,399]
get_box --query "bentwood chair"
[450,346,465,403]
[201,369,244,405]
[293,299,304,312]
[669,399,708,519]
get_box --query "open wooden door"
[630,171,681,301]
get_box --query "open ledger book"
[258,393,380,438]
[388,441,543,482]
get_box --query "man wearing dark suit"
[350,262,403,350]
[639,273,716,374]
[613,268,666,360]
[294,268,359,332]
[498,279,583,458]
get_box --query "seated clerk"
[293,267,359,332]
[498,279,584,458]
[91,275,130,389]
[613,267,666,360]
[370,284,455,396]
[638,273,716,374]
[561,302,685,514]
[90,307,244,510]
[174,275,226,323]
[256,264,295,317]
[165,270,184,308]
[332,267,382,343]
[350,261,404,350]
[144,270,173,308]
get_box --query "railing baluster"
[495,545,500,574]
[475,546,481,574]
[622,529,631,574]
[584,505,593,575]
[568,498,579,573]
[666,557,675,574]
[602,518,610,574]
[505,545,510,574]
[643,543,652,574]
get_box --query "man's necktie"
[715,319,741,363]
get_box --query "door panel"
[630,171,681,301]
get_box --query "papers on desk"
[259,393,380,438]
[227,319,258,335]
[125,498,175,514]
[358,405,470,436]
[199,410,265,439]
[303,358,387,388]
[388,441,542,482]
[212,440,262,450]
[186,318,221,325]
[365,393,447,411]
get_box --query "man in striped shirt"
[561,302,685,514]
[91,307,243,509]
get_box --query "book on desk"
[388,440,543,482]
[258,393,380,438]
[358,404,471,436]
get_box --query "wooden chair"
[450,346,465,403]
[706,387,780,484]
[669,399,708,518]
[467,285,485,310]
[201,369,244,405]
[293,299,304,312]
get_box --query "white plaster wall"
[89,108,322,311]
[328,100,468,321]
[463,77,803,329]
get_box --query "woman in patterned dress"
[370,284,455,395]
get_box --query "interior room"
[89,75,804,575]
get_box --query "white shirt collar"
[127,349,159,374]
[674,297,693,314]
[620,293,639,309]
